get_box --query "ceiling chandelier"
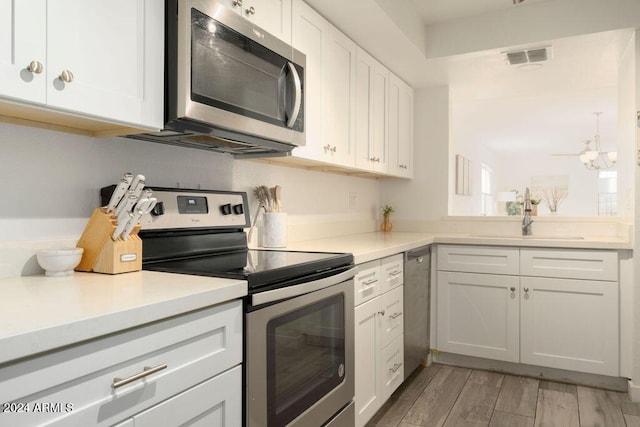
[579,112,617,170]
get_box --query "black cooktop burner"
[143,249,353,292]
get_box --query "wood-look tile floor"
[366,363,640,427]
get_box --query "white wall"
[0,122,380,276]
[380,86,450,224]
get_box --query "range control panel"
[140,188,251,230]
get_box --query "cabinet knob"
[59,70,74,83]
[510,287,516,292]
[26,60,43,74]
[232,0,242,7]
[245,6,255,15]
[378,309,386,316]
[524,288,530,293]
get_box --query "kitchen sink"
[466,234,585,240]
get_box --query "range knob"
[150,201,165,216]
[233,204,244,215]
[220,203,232,215]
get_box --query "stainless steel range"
[130,187,355,427]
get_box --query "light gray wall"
[380,86,450,224]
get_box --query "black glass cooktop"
[143,249,353,292]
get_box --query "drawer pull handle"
[389,312,402,319]
[389,362,403,373]
[362,279,378,287]
[112,364,168,389]
[389,270,402,277]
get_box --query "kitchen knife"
[129,174,146,199]
[105,173,133,213]
[114,194,139,231]
[114,175,146,217]
[120,197,157,240]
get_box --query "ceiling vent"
[503,46,552,65]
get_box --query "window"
[481,164,493,215]
[598,170,617,216]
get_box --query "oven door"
[246,274,354,426]
[176,0,305,146]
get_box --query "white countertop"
[283,231,631,264]
[0,271,246,364]
[1,230,629,365]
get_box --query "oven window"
[190,8,303,131]
[267,293,345,426]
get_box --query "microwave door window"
[190,9,287,127]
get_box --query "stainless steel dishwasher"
[404,246,431,379]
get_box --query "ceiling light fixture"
[580,112,617,170]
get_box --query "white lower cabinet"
[437,271,519,363]
[520,276,618,376]
[436,245,619,377]
[0,300,243,427]
[354,255,404,427]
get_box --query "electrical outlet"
[349,192,357,209]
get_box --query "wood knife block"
[75,208,142,274]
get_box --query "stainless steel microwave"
[129,0,306,157]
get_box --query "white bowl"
[36,248,84,277]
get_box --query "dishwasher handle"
[406,246,431,260]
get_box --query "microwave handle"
[286,62,302,128]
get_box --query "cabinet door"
[290,0,326,160]
[380,253,404,294]
[355,47,375,170]
[133,365,241,427]
[245,0,292,44]
[370,59,389,173]
[0,0,46,103]
[520,277,619,376]
[354,297,382,427]
[388,73,413,178]
[380,334,404,402]
[379,285,404,349]
[354,260,382,307]
[437,271,519,362]
[323,25,356,166]
[45,0,163,129]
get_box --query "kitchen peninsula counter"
[0,271,246,364]
[282,231,631,264]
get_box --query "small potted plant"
[381,204,394,232]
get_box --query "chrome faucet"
[522,187,534,236]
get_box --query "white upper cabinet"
[291,0,327,159]
[0,0,164,132]
[322,25,356,166]
[0,1,46,104]
[355,47,389,173]
[291,0,356,166]
[222,0,292,43]
[388,73,414,178]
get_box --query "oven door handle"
[252,267,356,306]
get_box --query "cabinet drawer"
[380,334,404,401]
[355,260,382,306]
[520,249,618,281]
[132,365,242,427]
[379,285,404,348]
[0,300,242,427]
[380,254,404,293]
[438,245,519,275]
